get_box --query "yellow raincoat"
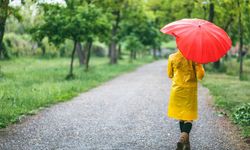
[167,50,205,121]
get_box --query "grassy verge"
[201,73,250,137]
[0,56,154,128]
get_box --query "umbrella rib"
[177,28,198,60]
[203,27,231,59]
[206,25,232,48]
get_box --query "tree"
[34,0,110,78]
[76,42,85,66]
[1,0,48,58]
[0,0,9,59]
[124,35,143,62]
[0,0,23,59]
[146,0,201,59]
[215,0,249,79]
[97,0,132,64]
[208,0,222,69]
[118,0,161,59]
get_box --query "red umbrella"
[160,18,232,64]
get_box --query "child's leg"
[176,120,192,150]
[182,121,192,134]
[179,120,184,132]
[179,120,192,133]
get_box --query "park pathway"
[0,60,249,150]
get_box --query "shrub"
[92,42,107,57]
[232,103,250,126]
[59,39,73,57]
[3,33,34,56]
[3,33,59,57]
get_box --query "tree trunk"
[223,16,234,62]
[213,59,220,69]
[118,44,122,59]
[85,40,92,71]
[108,43,111,58]
[110,10,120,64]
[208,2,214,22]
[238,0,243,80]
[110,40,117,64]
[0,0,9,59]
[202,5,207,19]
[76,42,85,66]
[208,2,220,69]
[153,47,157,59]
[37,41,45,56]
[133,50,136,60]
[41,46,45,56]
[158,47,162,58]
[185,2,193,18]
[67,40,77,79]
[130,50,133,62]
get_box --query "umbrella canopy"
[160,18,232,64]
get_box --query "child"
[167,50,205,150]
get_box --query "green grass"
[201,73,250,137]
[0,56,154,128]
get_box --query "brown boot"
[176,132,188,150]
[183,133,190,150]
[184,141,191,150]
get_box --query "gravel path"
[0,60,249,150]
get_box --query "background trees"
[32,0,110,78]
[0,0,250,79]
[0,0,22,59]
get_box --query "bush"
[4,33,34,57]
[3,33,108,58]
[59,39,74,57]
[232,103,250,126]
[92,42,107,57]
[40,37,59,58]
[3,33,59,58]
[204,61,227,73]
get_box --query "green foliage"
[40,37,60,57]
[0,56,153,128]
[204,61,227,73]
[119,1,161,53]
[204,58,250,80]
[5,0,39,34]
[3,33,60,57]
[33,1,110,45]
[233,103,250,126]
[30,1,112,74]
[92,42,107,57]
[124,35,144,52]
[226,58,250,81]
[58,39,74,57]
[3,33,33,56]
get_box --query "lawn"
[202,73,250,137]
[0,56,154,128]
